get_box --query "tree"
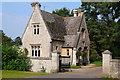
[14,36,22,45]
[2,44,31,71]
[1,30,14,46]
[1,31,31,71]
[52,7,72,17]
[51,2,120,60]
[80,2,120,59]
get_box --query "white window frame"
[83,31,86,39]
[31,45,41,57]
[67,49,69,55]
[32,24,40,35]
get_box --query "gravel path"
[30,67,103,78]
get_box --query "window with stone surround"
[33,24,40,35]
[56,46,58,50]
[67,49,69,55]
[83,31,86,39]
[31,45,40,57]
[81,28,86,39]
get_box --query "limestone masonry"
[102,50,120,79]
[22,2,90,73]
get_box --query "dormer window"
[81,28,85,39]
[33,24,40,35]
[81,28,85,32]
[67,49,69,55]
[56,46,58,50]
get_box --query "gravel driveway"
[29,67,103,79]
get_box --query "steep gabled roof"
[63,35,76,47]
[63,14,84,47]
[64,15,83,35]
[40,10,87,48]
[41,10,66,41]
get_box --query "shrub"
[24,48,28,55]
[91,61,102,67]
[2,44,31,71]
[82,52,87,57]
[76,51,82,56]
[90,49,101,62]
[40,66,46,73]
[70,66,81,68]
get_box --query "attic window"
[84,47,88,51]
[34,25,36,34]
[83,41,85,46]
[84,47,87,49]
[83,41,84,43]
[81,28,85,32]
[67,49,69,55]
[78,47,82,51]
[37,25,39,27]
[56,46,58,50]
[37,26,39,34]
[33,24,40,35]
[67,44,69,46]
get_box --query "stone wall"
[30,52,59,73]
[22,3,52,58]
[31,58,52,73]
[102,50,120,79]
[110,59,120,78]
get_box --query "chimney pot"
[31,2,41,11]
[73,10,78,17]
[78,9,82,16]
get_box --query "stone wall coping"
[110,59,120,62]
[28,57,52,60]
[102,50,111,54]
[52,51,61,54]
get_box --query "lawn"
[70,66,81,68]
[103,77,119,80]
[91,61,102,67]
[2,70,54,79]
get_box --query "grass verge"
[70,66,81,68]
[2,70,54,78]
[102,77,119,80]
[91,61,102,67]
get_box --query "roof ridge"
[40,9,66,41]
[40,9,83,20]
[40,10,63,18]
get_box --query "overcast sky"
[2,2,81,39]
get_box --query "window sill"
[28,57,52,60]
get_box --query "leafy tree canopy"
[52,7,72,17]
[80,2,120,58]
[1,31,31,71]
[14,36,22,45]
[52,2,120,59]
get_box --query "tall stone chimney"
[73,9,83,17]
[73,10,78,17]
[31,2,41,11]
[78,9,82,16]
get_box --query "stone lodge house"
[22,2,90,72]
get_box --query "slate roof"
[41,10,66,41]
[64,16,83,35]
[40,10,85,47]
[63,35,76,47]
